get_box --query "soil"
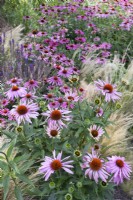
[114,187,133,200]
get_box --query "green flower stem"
[0,151,17,186]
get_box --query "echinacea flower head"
[81,150,109,183]
[95,79,122,102]
[58,67,73,78]
[65,91,79,102]
[21,92,37,102]
[10,101,39,125]
[6,77,22,86]
[88,125,104,141]
[96,108,104,117]
[106,156,132,185]
[0,108,10,116]
[24,79,39,90]
[43,93,54,101]
[47,122,61,138]
[60,85,70,93]
[47,76,63,86]
[42,105,72,127]
[39,150,74,181]
[5,85,27,100]
[49,101,60,109]
[0,99,9,107]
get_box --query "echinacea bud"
[49,181,55,189]
[39,101,46,107]
[34,138,41,145]
[15,126,23,133]
[68,186,75,193]
[101,181,108,187]
[94,144,100,151]
[65,193,73,200]
[122,79,129,86]
[115,103,122,110]
[74,150,82,157]
[69,75,79,83]
[76,182,82,188]
[94,98,101,105]
[65,143,71,149]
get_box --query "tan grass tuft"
[80,80,97,102]
[101,112,133,156]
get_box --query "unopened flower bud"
[115,103,122,109]
[65,143,71,149]
[15,126,23,133]
[49,181,55,189]
[94,98,101,105]
[65,193,73,200]
[74,150,82,157]
[101,181,107,187]
[76,181,82,188]
[68,186,75,193]
[34,138,41,145]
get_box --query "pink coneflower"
[96,108,104,117]
[49,101,60,109]
[39,150,74,181]
[106,156,132,185]
[74,29,85,35]
[0,118,6,128]
[81,150,109,183]
[24,79,39,90]
[88,125,104,141]
[37,31,47,37]
[0,108,10,116]
[43,93,55,101]
[95,79,122,102]
[60,85,70,93]
[23,16,31,20]
[6,77,22,86]
[0,99,9,107]
[5,85,27,100]
[42,105,71,127]
[21,92,37,102]
[47,76,63,86]
[65,91,79,102]
[47,122,61,138]
[58,67,73,78]
[70,67,80,75]
[10,101,39,124]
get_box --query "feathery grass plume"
[1,24,24,52]
[101,112,133,156]
[80,51,100,79]
[81,53,126,83]
[80,80,97,102]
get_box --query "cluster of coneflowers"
[0,0,133,199]
[0,68,132,188]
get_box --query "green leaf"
[75,127,84,138]
[2,130,14,139]
[17,174,34,186]
[14,186,23,200]
[7,139,16,159]
[0,160,8,170]
[3,175,10,200]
